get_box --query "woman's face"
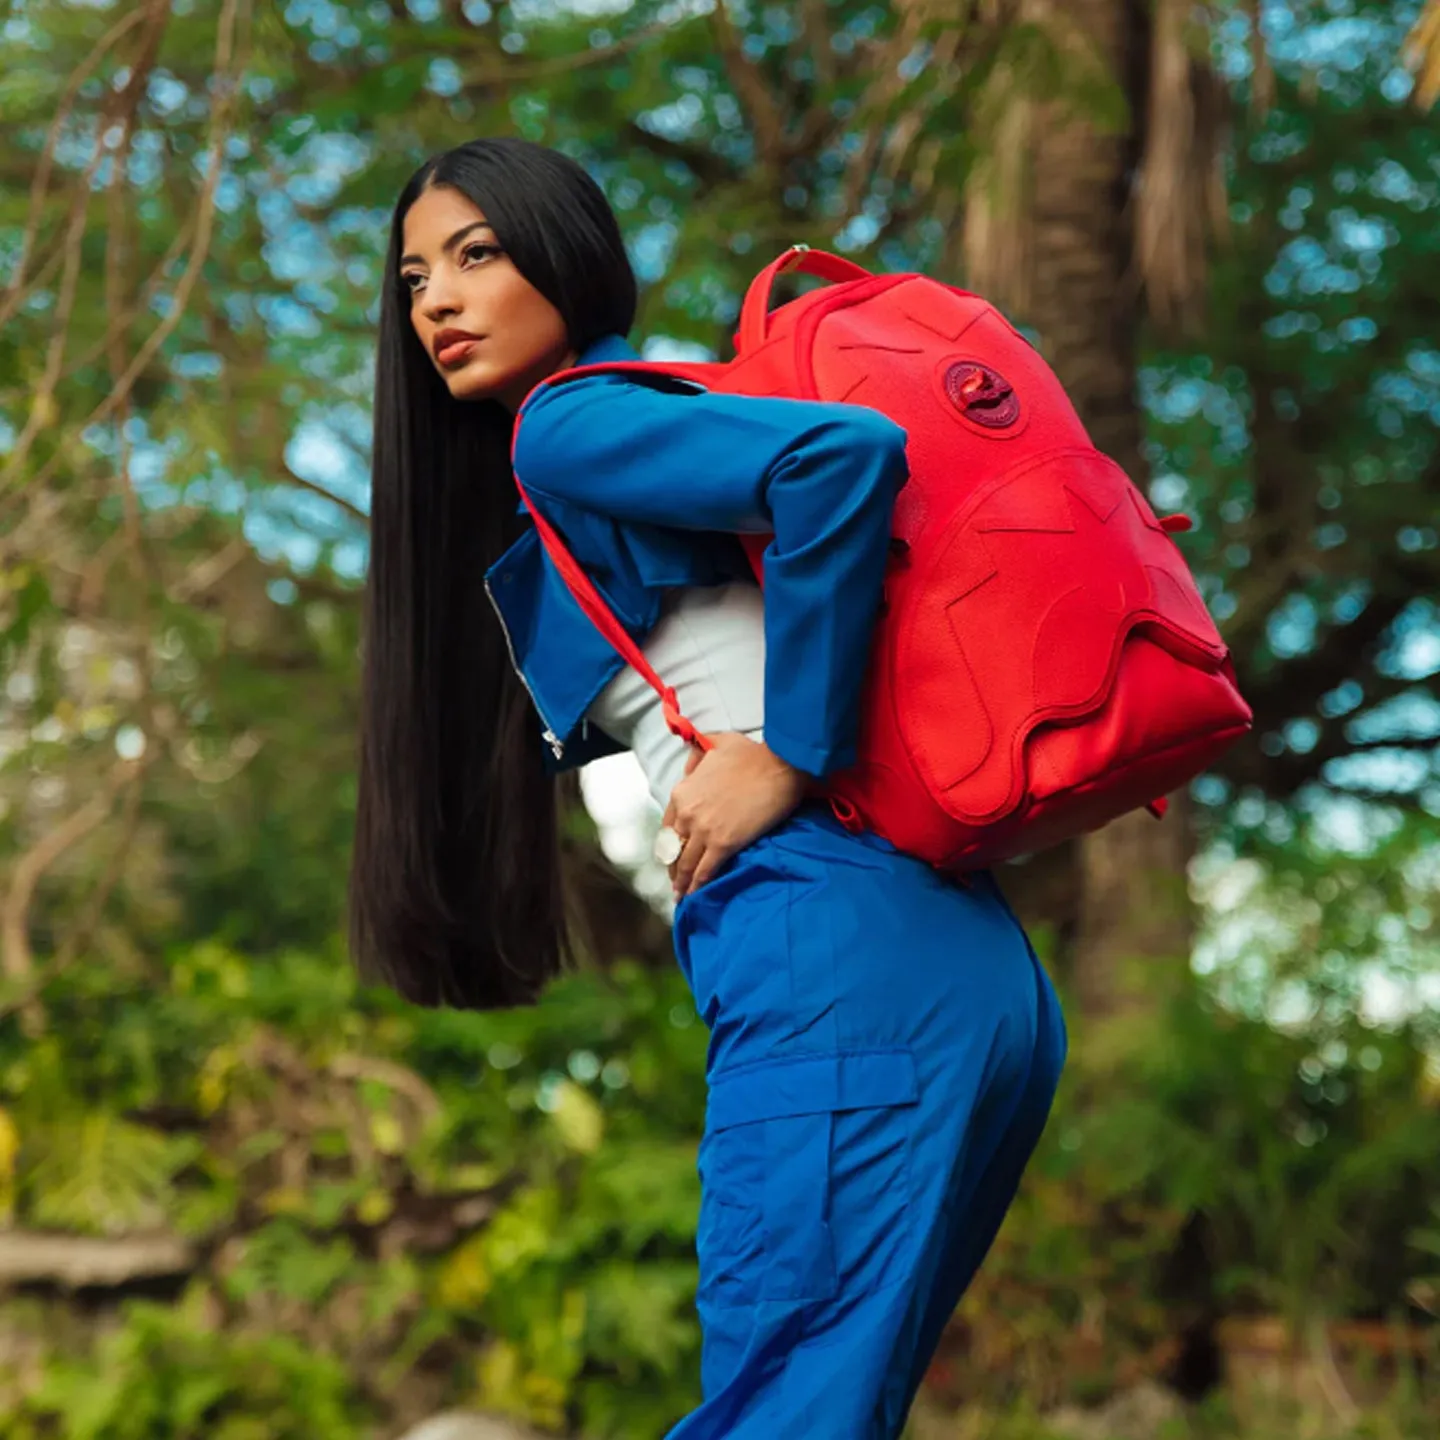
[400,183,576,411]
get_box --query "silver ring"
[653,825,684,867]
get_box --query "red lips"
[433,327,483,364]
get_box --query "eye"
[460,240,504,266]
[399,240,502,297]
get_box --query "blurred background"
[1,0,1439,1436]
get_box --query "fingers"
[664,834,690,895]
[663,764,695,893]
[663,740,738,898]
[667,829,738,898]
[688,841,733,894]
[671,829,703,898]
[661,788,689,894]
[662,743,707,831]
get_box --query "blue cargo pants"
[666,807,1067,1438]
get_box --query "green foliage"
[0,0,1436,1436]
[0,947,710,1436]
[1145,0,1440,820]
[938,974,1440,1414]
[8,1290,362,1440]
[907,1387,1440,1440]
[24,1113,203,1237]
[2,932,1435,1435]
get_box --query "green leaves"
[15,1290,362,1440]
[221,1218,358,1307]
[0,564,51,670]
[26,1113,203,1236]
[1,1,1438,1434]
[580,1260,698,1379]
[0,944,709,1434]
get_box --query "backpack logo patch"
[943,361,1019,428]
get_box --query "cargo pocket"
[695,1048,919,1311]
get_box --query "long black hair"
[349,137,638,1009]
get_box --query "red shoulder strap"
[511,360,719,753]
[511,473,712,753]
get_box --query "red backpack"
[513,246,1252,870]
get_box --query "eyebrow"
[398,220,495,270]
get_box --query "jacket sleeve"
[512,375,910,778]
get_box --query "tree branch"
[1217,667,1439,798]
[168,536,252,604]
[106,1,172,703]
[711,0,788,168]
[280,465,370,526]
[0,0,250,517]
[1,758,146,990]
[0,68,124,488]
[840,0,936,219]
[623,121,741,189]
[0,1231,194,1290]
[796,0,837,92]
[1242,586,1419,740]
[291,572,363,605]
[0,4,148,330]
[458,21,677,92]
[51,765,147,974]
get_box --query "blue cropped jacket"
[485,332,911,779]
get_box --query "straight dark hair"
[349,137,638,1009]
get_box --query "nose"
[419,264,462,323]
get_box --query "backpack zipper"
[483,573,565,759]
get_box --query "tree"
[0,0,1100,996]
[4,0,1434,1020]
[948,0,1439,1019]
[0,0,667,1008]
[3,4,1438,1430]
[950,0,1232,1016]
[1405,0,1440,109]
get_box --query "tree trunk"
[993,0,1197,1020]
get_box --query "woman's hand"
[661,733,807,899]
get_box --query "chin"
[440,362,500,401]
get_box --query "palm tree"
[965,0,1437,1020]
[958,0,1231,1020]
[1405,0,1440,109]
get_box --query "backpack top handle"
[737,245,872,355]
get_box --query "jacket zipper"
[483,574,565,759]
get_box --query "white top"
[586,581,766,809]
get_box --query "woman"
[350,136,1067,1439]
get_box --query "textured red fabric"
[516,248,1252,869]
